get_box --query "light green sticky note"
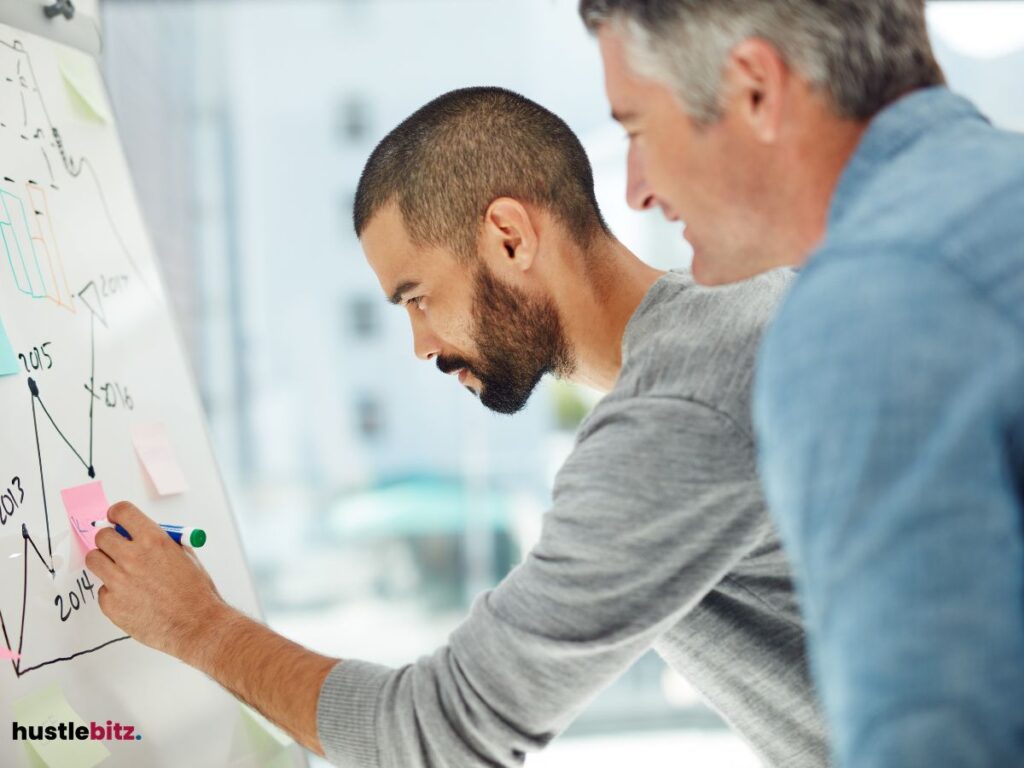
[240,704,294,750]
[0,315,19,377]
[20,744,48,768]
[12,683,110,768]
[58,49,110,123]
[265,749,294,768]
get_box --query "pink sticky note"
[130,422,188,495]
[0,647,20,661]
[60,480,109,555]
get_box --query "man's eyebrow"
[611,109,638,123]
[387,280,420,305]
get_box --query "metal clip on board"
[0,1,98,55]
[44,1,76,21]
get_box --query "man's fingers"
[97,584,110,613]
[94,526,129,562]
[107,501,162,542]
[84,547,118,582]
[95,585,123,626]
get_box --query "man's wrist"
[176,598,244,672]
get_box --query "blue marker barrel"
[92,520,207,548]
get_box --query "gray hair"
[579,0,944,124]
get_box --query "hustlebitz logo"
[12,720,142,742]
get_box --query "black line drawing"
[1,525,128,678]
[1,37,150,290]
[0,36,147,675]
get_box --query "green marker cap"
[188,528,207,548]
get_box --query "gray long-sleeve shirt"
[317,269,829,767]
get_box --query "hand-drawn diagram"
[0,36,147,677]
[0,28,279,767]
[0,182,73,310]
[0,37,147,287]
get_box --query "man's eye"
[408,296,425,310]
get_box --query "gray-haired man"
[581,1,1024,766]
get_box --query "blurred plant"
[550,380,595,432]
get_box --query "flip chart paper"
[0,22,278,767]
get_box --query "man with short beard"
[84,87,828,767]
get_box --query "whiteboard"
[0,21,305,768]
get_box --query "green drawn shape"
[0,189,48,298]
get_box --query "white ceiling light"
[928,1,1024,59]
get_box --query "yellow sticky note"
[12,684,110,768]
[229,704,295,767]
[227,749,294,768]
[58,49,110,124]
[264,749,294,768]
[240,703,294,750]
[20,745,48,768]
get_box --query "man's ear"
[722,37,788,144]
[481,198,538,275]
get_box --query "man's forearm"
[182,601,338,757]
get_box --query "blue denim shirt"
[754,86,1024,767]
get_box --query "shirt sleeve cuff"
[316,658,393,768]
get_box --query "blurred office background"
[95,1,1024,765]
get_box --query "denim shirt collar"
[828,86,988,229]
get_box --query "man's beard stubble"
[436,264,575,415]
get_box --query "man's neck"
[554,236,664,393]
[785,108,869,266]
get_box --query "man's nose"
[410,314,441,361]
[625,142,656,211]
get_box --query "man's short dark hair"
[353,87,610,260]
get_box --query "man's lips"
[444,366,469,385]
[437,358,476,389]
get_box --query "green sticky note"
[240,704,294,750]
[12,684,110,768]
[0,316,19,377]
[264,750,294,768]
[20,744,48,768]
[58,50,111,124]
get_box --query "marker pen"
[92,520,207,548]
